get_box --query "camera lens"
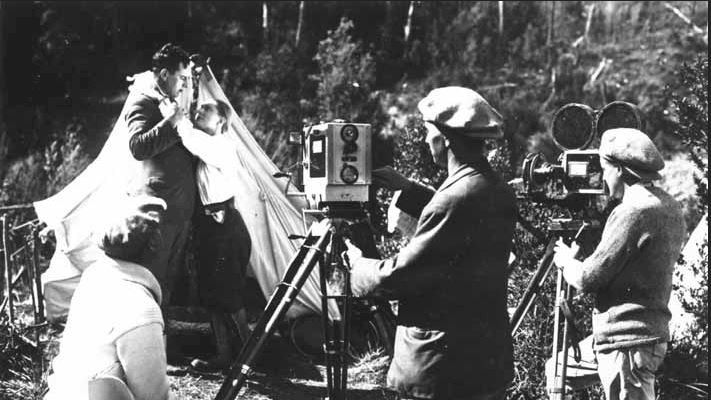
[340,165,359,184]
[341,125,359,142]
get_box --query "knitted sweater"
[578,184,686,352]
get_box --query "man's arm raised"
[126,98,182,161]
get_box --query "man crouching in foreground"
[345,87,516,400]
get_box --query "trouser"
[545,335,667,400]
[145,219,191,305]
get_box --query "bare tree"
[0,1,6,163]
[498,1,504,36]
[295,1,304,46]
[404,1,415,42]
[262,2,269,45]
[584,4,595,42]
[547,1,556,66]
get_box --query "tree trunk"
[547,1,556,67]
[0,0,6,164]
[404,1,415,42]
[262,2,269,47]
[584,4,595,43]
[498,1,504,36]
[295,1,304,46]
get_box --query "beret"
[599,128,665,181]
[97,196,165,262]
[417,86,503,139]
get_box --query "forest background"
[0,1,708,399]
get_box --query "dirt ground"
[165,325,396,400]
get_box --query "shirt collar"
[105,258,163,304]
[622,182,655,204]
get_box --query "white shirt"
[45,258,170,400]
[176,120,240,206]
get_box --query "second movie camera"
[522,101,643,201]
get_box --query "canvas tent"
[34,66,338,322]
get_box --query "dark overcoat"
[124,90,196,302]
[351,162,516,399]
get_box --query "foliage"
[1,120,91,209]
[670,57,708,213]
[661,56,709,400]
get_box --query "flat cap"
[599,128,665,181]
[417,86,503,139]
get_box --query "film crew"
[344,86,516,400]
[126,43,196,304]
[174,100,252,372]
[45,197,174,400]
[549,128,686,400]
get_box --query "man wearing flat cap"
[551,128,686,400]
[345,86,516,400]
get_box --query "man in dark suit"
[345,87,516,400]
[125,43,195,304]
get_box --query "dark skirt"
[196,203,252,312]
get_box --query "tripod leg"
[510,237,557,335]
[215,226,332,400]
[550,257,570,400]
[558,282,575,399]
[319,245,335,398]
[340,246,352,398]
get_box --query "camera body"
[522,101,642,200]
[300,122,372,207]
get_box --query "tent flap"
[34,67,338,321]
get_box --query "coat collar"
[128,71,168,102]
[437,159,493,193]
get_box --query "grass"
[1,289,395,400]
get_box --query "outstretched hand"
[372,166,411,191]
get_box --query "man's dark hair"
[151,43,190,73]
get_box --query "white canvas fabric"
[34,66,337,322]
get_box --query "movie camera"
[287,121,373,208]
[521,101,643,201]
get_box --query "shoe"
[189,356,231,373]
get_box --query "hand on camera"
[372,166,411,191]
[553,237,580,269]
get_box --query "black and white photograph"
[0,2,708,399]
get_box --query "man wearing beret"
[551,128,686,400]
[345,86,516,400]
